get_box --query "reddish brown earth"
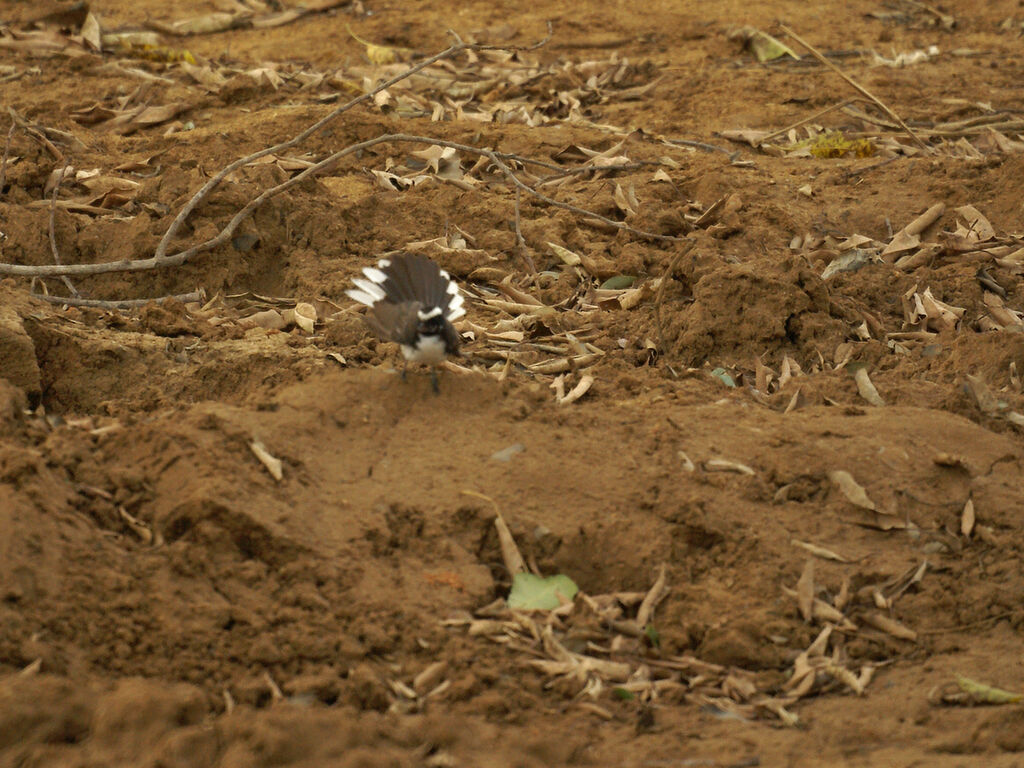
[2,0,1024,766]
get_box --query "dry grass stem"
[0,121,14,200]
[48,159,80,298]
[780,25,929,151]
[759,99,860,144]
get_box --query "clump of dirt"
[670,256,844,366]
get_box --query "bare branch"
[32,290,205,309]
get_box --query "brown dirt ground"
[2,0,1024,765]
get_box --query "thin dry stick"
[661,138,734,156]
[0,121,14,199]
[901,0,954,26]
[48,160,80,298]
[0,135,687,278]
[779,25,930,151]
[512,185,536,273]
[537,160,661,185]
[32,289,204,309]
[759,98,860,144]
[654,239,696,361]
[154,24,553,261]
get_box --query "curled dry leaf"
[960,497,975,538]
[557,374,594,405]
[954,204,995,242]
[282,302,317,334]
[850,364,885,407]
[704,458,755,475]
[826,664,866,696]
[249,439,283,481]
[677,450,695,472]
[861,612,917,641]
[613,183,638,216]
[549,242,582,266]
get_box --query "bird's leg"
[431,367,440,394]
[401,358,409,381]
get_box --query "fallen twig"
[48,159,80,298]
[31,289,204,309]
[780,25,929,152]
[0,134,686,277]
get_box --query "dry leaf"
[347,24,399,64]
[411,145,462,179]
[80,12,102,52]
[828,470,877,511]
[960,497,975,538]
[796,559,814,623]
[549,242,582,266]
[704,458,755,476]
[791,539,850,563]
[954,204,995,242]
[678,451,695,472]
[860,612,917,641]
[613,183,638,216]
[558,374,594,405]
[247,309,286,330]
[851,365,885,407]
[881,229,921,259]
[282,302,316,333]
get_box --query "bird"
[345,253,465,391]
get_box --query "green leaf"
[612,687,636,701]
[507,573,579,611]
[600,275,637,290]
[643,625,661,648]
[710,367,736,387]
